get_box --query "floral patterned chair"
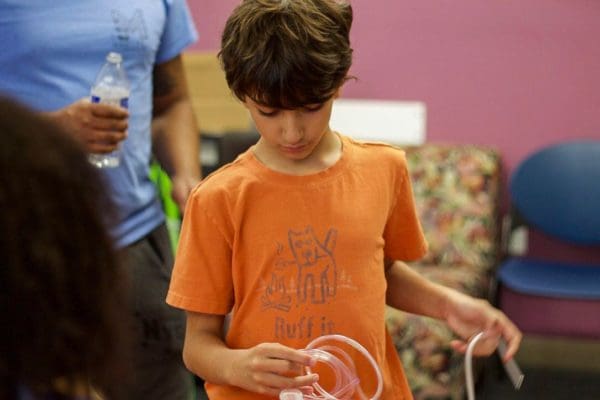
[385,144,502,400]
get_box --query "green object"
[149,162,181,253]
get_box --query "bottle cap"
[106,52,123,63]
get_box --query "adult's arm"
[151,54,202,213]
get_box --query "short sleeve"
[166,190,233,314]
[383,151,428,261]
[156,0,198,63]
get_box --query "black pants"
[124,224,193,400]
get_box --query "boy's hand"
[228,342,318,397]
[443,290,522,362]
[44,98,129,153]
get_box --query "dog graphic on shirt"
[288,226,338,304]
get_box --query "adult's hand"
[170,174,200,214]
[45,98,128,153]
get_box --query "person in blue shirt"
[0,2,202,399]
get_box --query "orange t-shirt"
[167,135,428,399]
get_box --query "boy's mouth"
[281,144,307,154]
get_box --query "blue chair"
[497,140,600,339]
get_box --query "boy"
[166,1,522,398]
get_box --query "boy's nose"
[281,111,303,144]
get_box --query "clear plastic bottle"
[88,52,130,168]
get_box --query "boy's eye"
[303,103,324,112]
[258,108,278,117]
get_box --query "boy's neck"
[254,130,342,176]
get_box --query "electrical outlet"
[508,226,529,256]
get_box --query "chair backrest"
[510,140,600,245]
[406,144,501,271]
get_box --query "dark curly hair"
[219,0,354,109]
[0,98,130,400]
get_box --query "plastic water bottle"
[88,52,130,168]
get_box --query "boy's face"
[243,93,338,163]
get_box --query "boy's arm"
[384,260,522,361]
[182,311,319,397]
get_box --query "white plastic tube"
[280,334,383,400]
[465,332,485,400]
[464,332,524,400]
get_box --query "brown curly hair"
[219,0,354,109]
[0,98,130,400]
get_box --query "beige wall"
[182,52,252,135]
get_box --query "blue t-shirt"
[0,0,198,247]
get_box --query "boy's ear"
[333,87,342,99]
[240,97,250,110]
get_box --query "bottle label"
[90,95,129,109]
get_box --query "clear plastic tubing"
[464,332,485,400]
[464,332,524,400]
[280,334,383,400]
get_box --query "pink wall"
[188,0,599,177]
[188,1,600,260]
[189,0,600,175]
